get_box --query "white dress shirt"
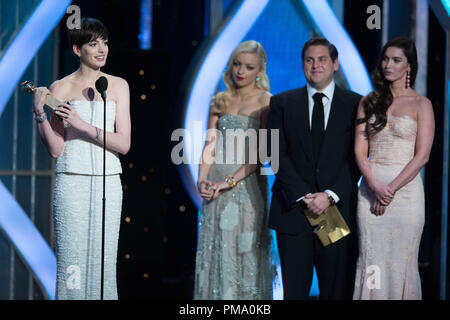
[296,80,340,204]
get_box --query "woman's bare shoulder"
[102,73,129,88]
[415,95,433,117]
[100,73,129,103]
[261,90,272,101]
[415,94,431,107]
[49,75,75,100]
[257,91,272,109]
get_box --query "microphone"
[95,76,108,101]
[95,75,108,300]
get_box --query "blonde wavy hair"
[212,40,270,114]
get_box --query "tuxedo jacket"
[267,85,362,235]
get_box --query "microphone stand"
[100,91,106,300]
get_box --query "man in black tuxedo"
[267,38,361,299]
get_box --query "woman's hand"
[371,181,395,206]
[197,180,215,200]
[211,181,231,199]
[54,103,87,132]
[371,199,387,216]
[32,87,51,114]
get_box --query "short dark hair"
[301,38,338,62]
[69,17,108,48]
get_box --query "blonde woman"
[194,40,275,299]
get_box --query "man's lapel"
[291,86,313,160]
[318,85,344,164]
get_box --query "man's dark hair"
[301,38,338,62]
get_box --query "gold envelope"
[304,205,350,247]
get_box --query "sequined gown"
[194,114,275,300]
[52,100,123,300]
[353,115,424,300]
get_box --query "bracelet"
[225,175,237,188]
[95,127,100,141]
[33,109,45,116]
[34,112,47,123]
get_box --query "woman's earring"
[256,76,261,81]
[405,71,410,89]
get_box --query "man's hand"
[304,192,330,215]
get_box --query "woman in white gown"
[32,18,131,299]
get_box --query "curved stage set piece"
[0,0,448,300]
[181,0,372,299]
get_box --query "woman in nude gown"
[353,37,434,300]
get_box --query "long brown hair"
[357,37,418,134]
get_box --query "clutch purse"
[304,204,350,246]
